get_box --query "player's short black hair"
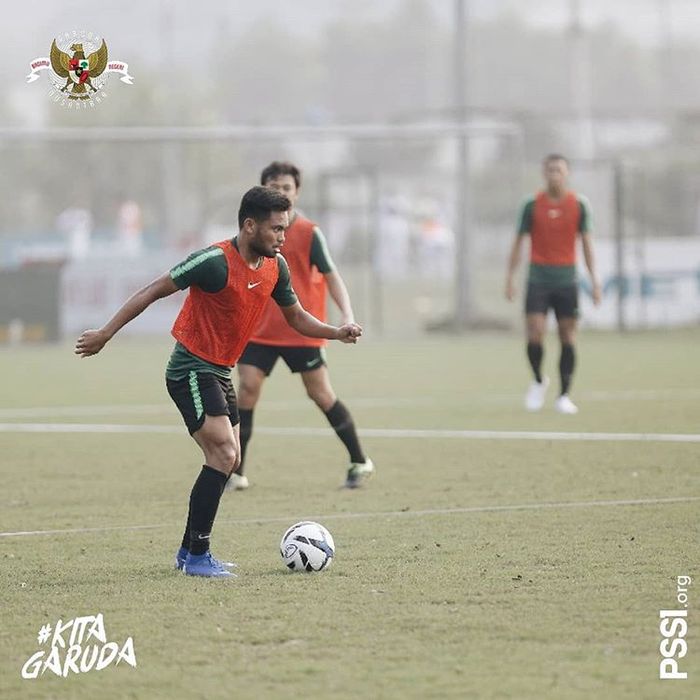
[260,161,302,189]
[238,186,291,228]
[543,153,569,166]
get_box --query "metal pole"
[369,169,383,336]
[613,161,626,331]
[454,0,474,328]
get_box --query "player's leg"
[233,343,279,488]
[526,313,547,382]
[183,414,239,574]
[553,285,579,414]
[166,372,238,577]
[287,348,374,488]
[524,284,550,411]
[235,364,264,480]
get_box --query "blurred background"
[1,0,699,342]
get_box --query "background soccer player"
[235,161,374,490]
[75,186,362,578]
[505,154,601,414]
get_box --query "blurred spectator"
[376,194,410,279]
[56,206,93,260]
[415,198,454,278]
[117,199,144,256]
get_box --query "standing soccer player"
[505,154,601,414]
[234,161,374,490]
[75,186,362,578]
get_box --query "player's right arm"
[75,273,179,357]
[505,236,526,301]
[505,198,534,301]
[75,245,227,358]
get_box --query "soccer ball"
[280,521,335,572]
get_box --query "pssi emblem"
[27,30,133,107]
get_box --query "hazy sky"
[6,0,700,58]
[4,0,699,118]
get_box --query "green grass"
[1,330,699,699]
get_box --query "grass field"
[1,330,698,699]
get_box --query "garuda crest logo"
[27,30,133,107]
[50,39,108,99]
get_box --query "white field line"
[0,387,698,419]
[1,422,700,443]
[0,398,432,419]
[1,496,698,539]
[0,404,170,418]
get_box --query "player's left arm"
[325,271,355,325]
[281,302,362,344]
[578,196,602,306]
[310,226,355,324]
[581,235,601,306]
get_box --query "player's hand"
[505,278,516,302]
[592,281,602,307]
[75,329,110,357]
[335,323,363,344]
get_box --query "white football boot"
[225,473,249,491]
[554,394,579,415]
[524,376,549,412]
[344,457,375,489]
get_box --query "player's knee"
[238,378,262,405]
[558,324,576,345]
[307,387,335,411]
[209,439,238,473]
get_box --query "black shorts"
[166,372,239,435]
[238,342,327,376]
[525,283,579,320]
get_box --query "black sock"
[186,465,227,555]
[527,342,544,383]
[559,344,576,396]
[324,400,365,464]
[235,409,253,476]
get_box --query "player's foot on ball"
[225,473,249,492]
[175,547,237,571]
[525,376,549,412]
[182,551,237,578]
[344,457,375,489]
[554,394,579,415]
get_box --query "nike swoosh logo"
[196,533,210,540]
[306,358,321,368]
[247,281,262,289]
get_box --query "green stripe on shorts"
[188,371,204,419]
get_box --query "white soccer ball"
[280,521,335,572]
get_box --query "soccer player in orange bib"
[505,154,601,414]
[75,186,362,578]
[234,162,374,490]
